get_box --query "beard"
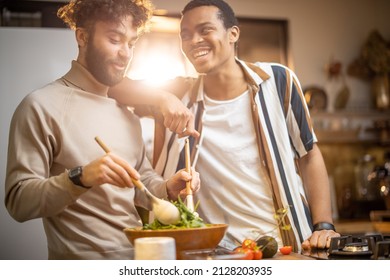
[85,39,128,87]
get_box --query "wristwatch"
[68,166,90,189]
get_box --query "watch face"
[304,87,327,111]
[69,166,82,178]
[68,166,89,188]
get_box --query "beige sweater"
[5,61,166,259]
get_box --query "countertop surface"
[271,252,315,260]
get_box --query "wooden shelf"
[312,109,390,144]
[311,109,390,118]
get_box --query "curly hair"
[181,0,238,29]
[57,0,154,34]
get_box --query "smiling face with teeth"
[180,5,239,75]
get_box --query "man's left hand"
[302,230,341,249]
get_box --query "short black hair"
[181,0,239,29]
[58,0,154,34]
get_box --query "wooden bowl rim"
[123,223,228,233]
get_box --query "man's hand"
[166,167,200,200]
[301,230,340,250]
[159,93,199,138]
[80,153,140,188]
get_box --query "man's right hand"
[159,93,199,138]
[80,153,140,188]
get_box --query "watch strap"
[312,222,336,232]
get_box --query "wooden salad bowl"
[124,224,228,259]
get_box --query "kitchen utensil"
[94,136,180,225]
[184,138,195,212]
[123,224,228,259]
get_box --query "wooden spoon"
[184,138,196,214]
[94,136,180,225]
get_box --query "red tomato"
[242,239,257,250]
[234,246,243,253]
[279,246,292,255]
[234,247,254,260]
[243,248,254,260]
[253,249,263,260]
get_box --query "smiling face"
[180,6,239,75]
[78,16,138,86]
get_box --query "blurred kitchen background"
[0,0,389,259]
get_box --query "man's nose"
[119,45,133,60]
[191,33,203,45]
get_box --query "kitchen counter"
[180,249,317,260]
[272,252,315,260]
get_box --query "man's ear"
[75,28,88,47]
[229,26,240,44]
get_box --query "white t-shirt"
[195,90,282,249]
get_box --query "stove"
[303,234,390,260]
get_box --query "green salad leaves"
[142,197,206,230]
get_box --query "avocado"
[256,236,278,258]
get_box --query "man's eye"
[180,33,191,41]
[201,28,212,35]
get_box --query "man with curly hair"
[5,0,200,259]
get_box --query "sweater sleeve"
[133,142,168,209]
[5,93,86,222]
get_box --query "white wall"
[0,28,77,259]
[0,0,389,259]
